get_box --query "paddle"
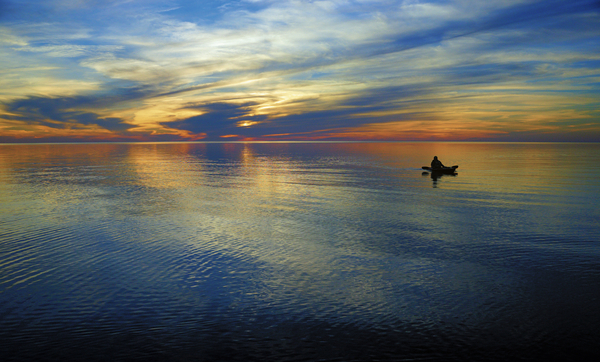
[422,165,458,171]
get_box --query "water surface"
[1,142,599,361]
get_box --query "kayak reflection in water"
[431,156,445,169]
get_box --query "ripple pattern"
[1,142,599,361]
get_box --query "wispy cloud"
[1,0,599,142]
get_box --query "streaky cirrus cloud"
[1,0,599,143]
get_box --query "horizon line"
[2,140,599,146]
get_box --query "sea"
[1,142,599,361]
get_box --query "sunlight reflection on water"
[1,142,599,361]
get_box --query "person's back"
[431,156,444,169]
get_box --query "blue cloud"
[368,0,600,59]
[163,102,268,136]
[1,0,599,142]
[4,96,135,131]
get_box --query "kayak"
[422,165,458,174]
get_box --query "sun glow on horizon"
[0,0,599,143]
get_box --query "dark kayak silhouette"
[421,165,458,174]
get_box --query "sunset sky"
[1,0,599,143]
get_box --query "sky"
[0,0,599,143]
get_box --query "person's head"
[433,156,438,160]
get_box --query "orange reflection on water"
[2,141,598,317]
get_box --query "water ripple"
[1,142,599,361]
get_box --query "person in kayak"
[431,156,445,169]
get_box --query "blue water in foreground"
[1,142,599,361]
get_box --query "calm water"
[1,142,599,361]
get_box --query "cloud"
[163,101,268,136]
[1,0,599,142]
[3,95,136,131]
[13,44,123,58]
